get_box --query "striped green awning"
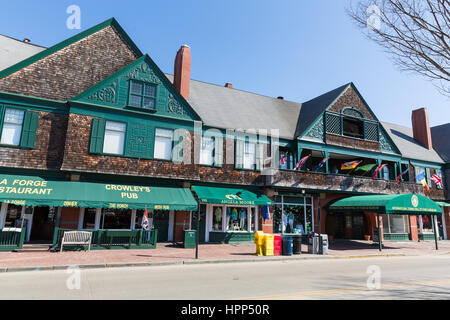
[0,174,198,211]
[192,186,273,206]
[329,194,442,215]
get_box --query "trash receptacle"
[263,234,274,256]
[292,236,302,255]
[282,236,293,256]
[254,231,265,256]
[184,230,197,249]
[273,235,282,256]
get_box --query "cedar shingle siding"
[0,26,137,101]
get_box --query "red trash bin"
[273,234,282,256]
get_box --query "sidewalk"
[0,240,449,272]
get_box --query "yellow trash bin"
[254,231,265,256]
[263,234,274,256]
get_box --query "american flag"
[431,174,443,189]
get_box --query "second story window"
[103,121,126,155]
[243,141,256,170]
[1,108,24,146]
[129,80,156,110]
[200,136,215,166]
[154,128,173,160]
[343,117,364,139]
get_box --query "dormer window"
[343,117,364,139]
[129,80,156,109]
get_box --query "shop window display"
[212,206,223,231]
[382,214,408,234]
[226,207,248,231]
[273,196,314,234]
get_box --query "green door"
[153,210,169,242]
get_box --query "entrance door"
[351,215,365,240]
[334,214,345,239]
[153,211,169,242]
[30,207,55,242]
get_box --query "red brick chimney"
[225,83,233,88]
[411,108,433,149]
[174,45,191,99]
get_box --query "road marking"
[234,278,450,300]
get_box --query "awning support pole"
[195,210,199,259]
[377,213,382,252]
[432,215,439,250]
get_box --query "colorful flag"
[431,174,443,189]
[396,167,410,184]
[372,164,387,179]
[313,158,328,171]
[355,163,377,172]
[416,172,430,191]
[294,155,310,171]
[341,160,362,170]
[141,206,149,230]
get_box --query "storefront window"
[83,208,96,229]
[5,204,22,227]
[226,207,248,232]
[212,206,223,231]
[273,196,314,234]
[101,209,132,229]
[420,215,433,233]
[382,214,409,233]
[250,207,256,231]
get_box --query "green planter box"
[184,230,197,248]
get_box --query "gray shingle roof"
[0,34,46,71]
[382,122,445,163]
[431,123,450,163]
[165,74,302,139]
[295,83,351,138]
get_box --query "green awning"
[437,202,450,207]
[192,186,273,206]
[0,174,198,211]
[329,194,442,215]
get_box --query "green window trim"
[324,111,380,143]
[0,107,39,149]
[20,110,40,149]
[89,118,106,154]
[128,79,157,110]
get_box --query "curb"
[0,253,411,273]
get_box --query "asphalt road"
[1,255,450,300]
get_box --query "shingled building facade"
[0,19,448,248]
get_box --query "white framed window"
[200,136,214,165]
[243,141,256,170]
[154,128,173,160]
[1,108,24,146]
[103,121,126,155]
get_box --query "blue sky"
[0,0,448,127]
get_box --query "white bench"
[60,231,92,252]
